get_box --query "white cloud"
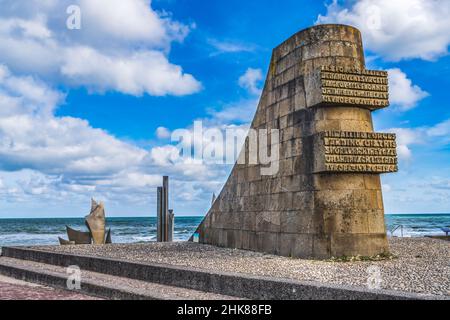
[94,171,162,189]
[386,128,419,161]
[383,171,450,214]
[0,65,64,116]
[317,0,450,61]
[0,1,222,214]
[427,119,450,138]
[0,1,254,201]
[426,177,450,191]
[0,0,201,96]
[0,17,52,39]
[150,145,180,166]
[396,126,431,162]
[156,126,171,139]
[0,65,223,212]
[388,68,428,111]
[396,145,412,160]
[80,0,172,46]
[207,99,257,124]
[208,39,255,55]
[239,68,263,95]
[0,67,145,176]
[200,70,262,127]
[387,118,450,161]
[62,47,201,96]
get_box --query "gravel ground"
[0,275,100,300]
[28,238,450,297]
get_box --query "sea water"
[0,217,202,247]
[0,214,448,247]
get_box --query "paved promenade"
[0,275,99,300]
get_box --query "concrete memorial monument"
[192,24,398,259]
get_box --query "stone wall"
[192,24,396,259]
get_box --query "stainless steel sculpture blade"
[66,226,91,244]
[85,198,106,244]
[59,237,75,245]
[105,228,112,244]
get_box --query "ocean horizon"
[0,213,449,247]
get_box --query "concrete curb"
[2,246,446,300]
[0,261,152,300]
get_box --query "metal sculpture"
[85,199,107,244]
[59,198,111,245]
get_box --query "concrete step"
[0,257,241,300]
[1,246,439,300]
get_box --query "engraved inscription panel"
[305,66,390,110]
[314,131,398,173]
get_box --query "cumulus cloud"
[0,65,64,116]
[387,128,419,161]
[201,69,262,127]
[383,172,450,213]
[0,65,222,210]
[62,47,201,96]
[207,99,258,124]
[427,119,450,138]
[317,0,450,61]
[208,39,256,56]
[0,0,201,96]
[156,127,171,139]
[387,118,450,161]
[0,66,147,175]
[150,145,180,166]
[424,177,450,191]
[388,68,428,111]
[0,1,263,216]
[79,0,188,46]
[239,68,263,95]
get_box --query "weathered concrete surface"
[192,24,394,258]
[0,257,239,300]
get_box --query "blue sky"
[0,0,449,218]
